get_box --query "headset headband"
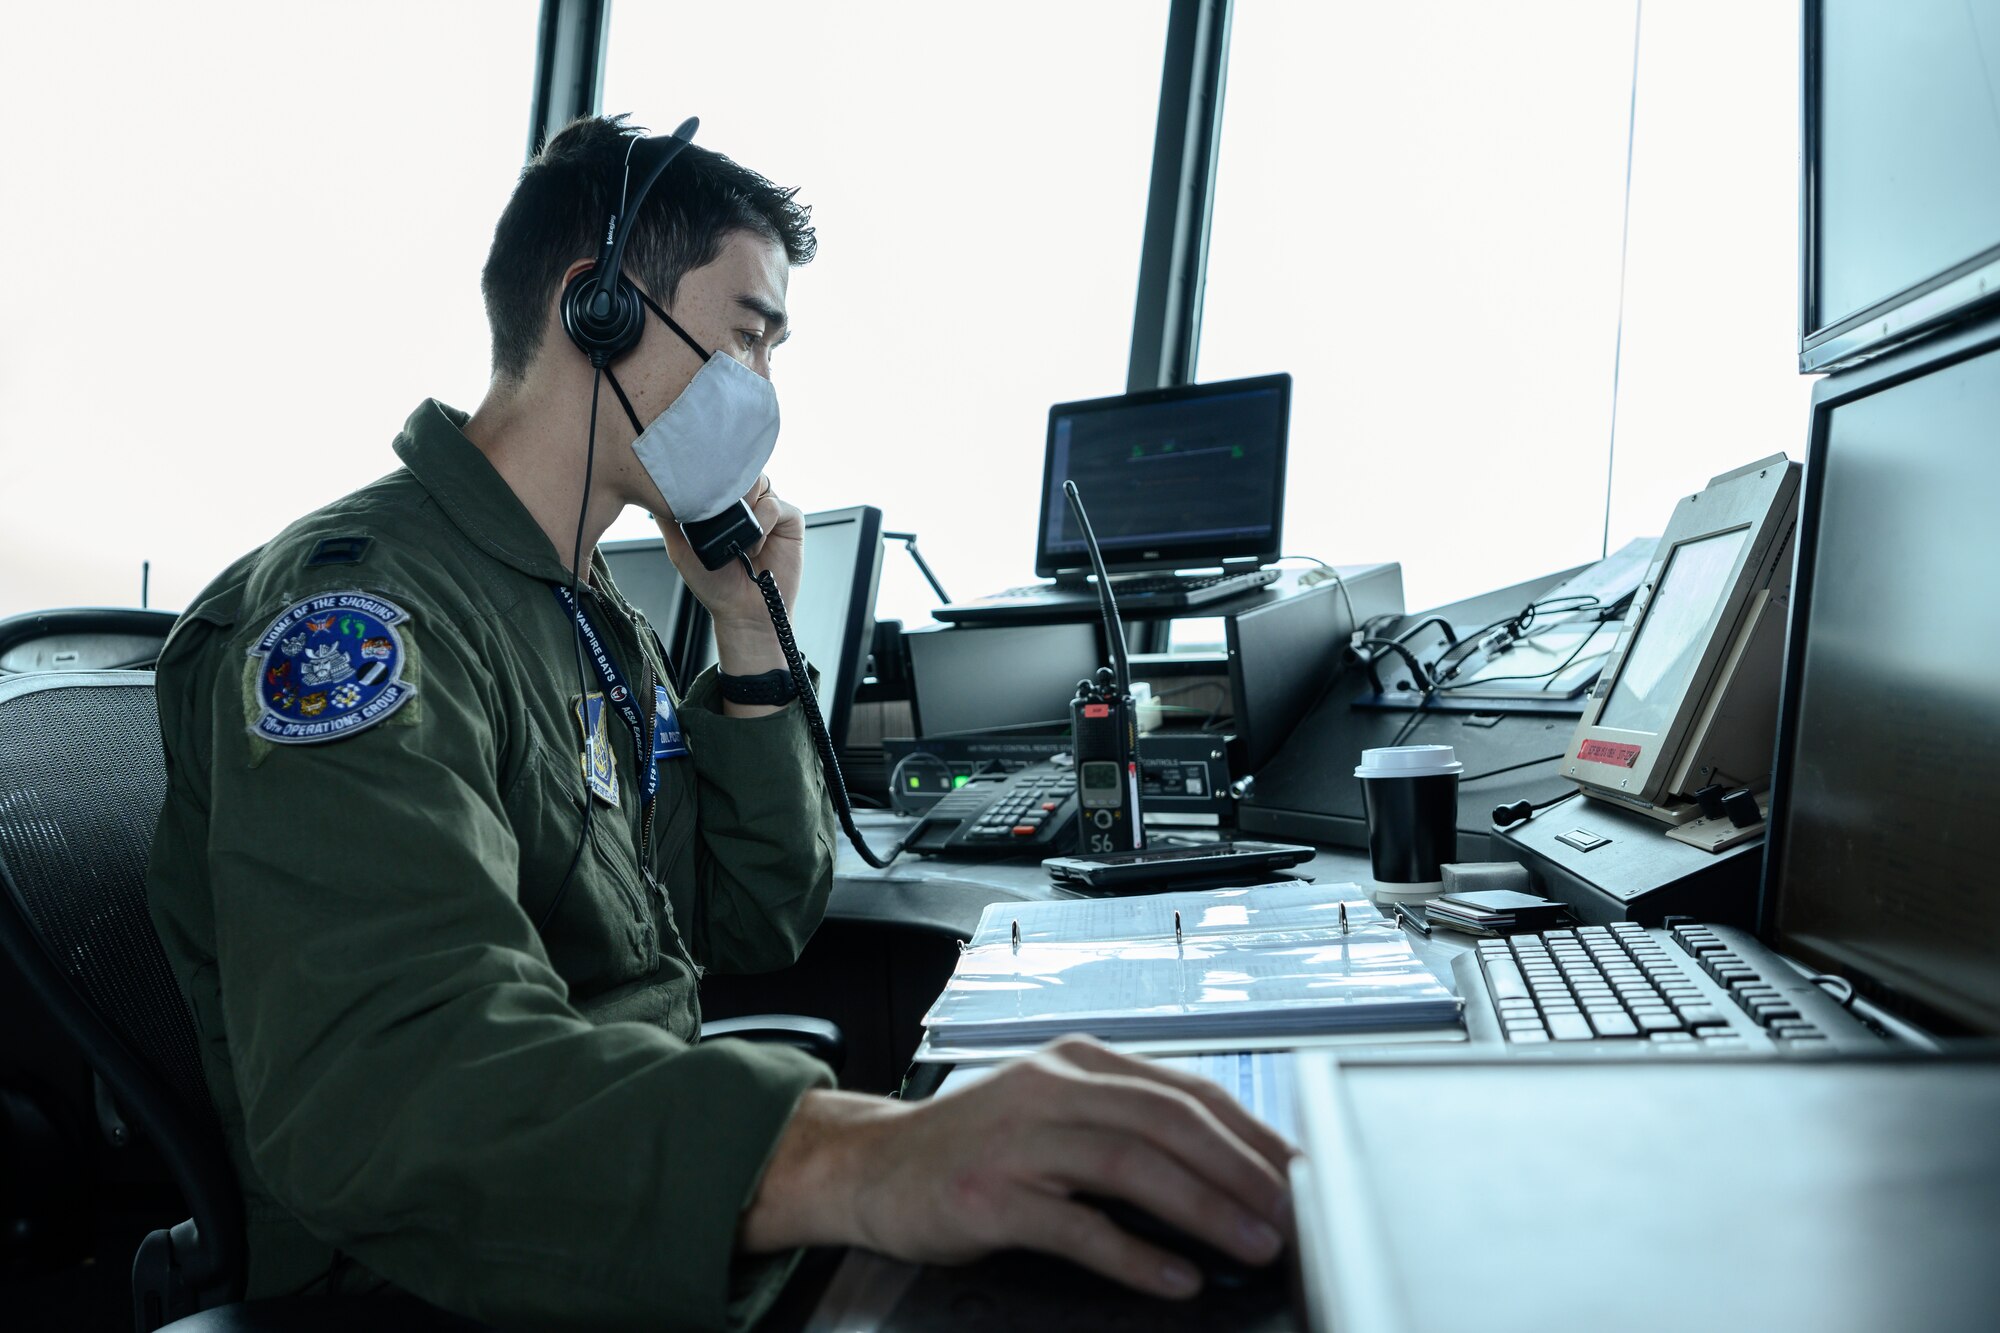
[588,116,700,320]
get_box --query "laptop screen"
[1035,374,1290,577]
[1765,324,2000,1037]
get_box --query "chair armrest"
[698,1013,845,1071]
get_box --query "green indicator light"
[908,776,921,789]
[1231,444,1244,459]
[953,775,970,788]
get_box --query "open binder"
[921,882,1464,1053]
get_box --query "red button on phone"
[1012,825,1036,836]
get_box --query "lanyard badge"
[553,585,677,807]
[654,683,692,760]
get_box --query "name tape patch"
[248,591,414,745]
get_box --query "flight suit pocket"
[503,740,655,994]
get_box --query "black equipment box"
[1493,797,1763,927]
[884,732,1233,823]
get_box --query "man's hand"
[740,1037,1298,1299]
[655,476,802,712]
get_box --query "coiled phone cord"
[739,551,909,869]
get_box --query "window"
[0,1,538,618]
[1199,0,1812,613]
[600,1,1167,625]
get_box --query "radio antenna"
[1062,480,1131,694]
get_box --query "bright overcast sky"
[1,1,1808,628]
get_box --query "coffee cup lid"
[1354,744,1463,778]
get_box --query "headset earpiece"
[561,265,646,368]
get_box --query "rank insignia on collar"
[247,592,413,745]
[575,692,622,807]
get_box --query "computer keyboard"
[1475,923,1735,1045]
[1472,919,1854,1050]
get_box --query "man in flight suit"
[146,117,1293,1332]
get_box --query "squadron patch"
[247,591,413,745]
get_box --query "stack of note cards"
[920,882,1463,1055]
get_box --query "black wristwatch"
[718,667,799,706]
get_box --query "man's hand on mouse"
[738,1035,1298,1299]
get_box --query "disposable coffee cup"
[1355,745,1462,888]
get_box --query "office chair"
[0,607,178,675]
[0,670,841,1333]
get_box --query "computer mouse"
[1074,1192,1278,1291]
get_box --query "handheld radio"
[1061,481,1144,854]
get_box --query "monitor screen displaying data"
[1039,375,1288,572]
[1595,527,1751,736]
[1772,335,2000,1036]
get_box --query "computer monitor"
[1801,0,2000,371]
[1763,317,2000,1037]
[1034,374,1290,577]
[599,504,884,749]
[1563,455,1800,823]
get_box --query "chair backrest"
[0,607,179,675]
[0,670,243,1301]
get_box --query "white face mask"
[606,292,780,523]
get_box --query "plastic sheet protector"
[925,883,1462,1048]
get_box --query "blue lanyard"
[551,584,660,808]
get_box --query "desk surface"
[809,828,1480,1332]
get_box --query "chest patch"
[247,591,414,744]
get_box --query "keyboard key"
[1632,1010,1683,1031]
[1546,1012,1594,1040]
[1504,1017,1547,1036]
[1482,958,1531,1002]
[1677,1006,1729,1028]
[1588,1011,1638,1037]
[1509,1029,1551,1044]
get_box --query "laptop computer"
[934,374,1292,625]
[1456,315,2000,1054]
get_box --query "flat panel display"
[1036,374,1289,575]
[1804,0,2000,365]
[1770,331,2000,1036]
[1595,527,1751,735]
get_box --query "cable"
[1278,554,1357,633]
[540,367,606,931]
[1459,754,1570,786]
[740,552,912,869]
[1492,789,1582,829]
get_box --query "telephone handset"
[682,501,764,571]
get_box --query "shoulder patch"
[246,591,414,745]
[306,535,373,566]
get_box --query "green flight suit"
[145,400,838,1332]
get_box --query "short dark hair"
[480,115,816,382]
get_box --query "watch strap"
[718,667,799,706]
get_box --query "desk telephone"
[903,760,1081,857]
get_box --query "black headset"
[559,116,701,367]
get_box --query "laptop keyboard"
[999,569,1278,600]
[1475,922,1744,1046]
